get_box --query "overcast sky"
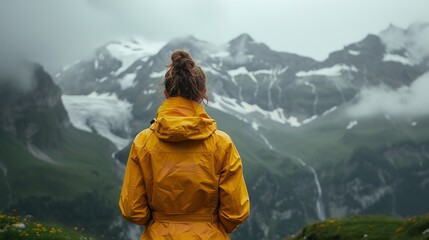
[1,0,429,72]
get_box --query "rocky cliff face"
[324,142,429,218]
[0,61,69,147]
[0,60,123,239]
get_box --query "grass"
[0,212,96,240]
[287,214,429,240]
[0,128,121,237]
[0,127,119,204]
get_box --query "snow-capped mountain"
[52,23,429,239]
[55,24,429,135]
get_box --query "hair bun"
[171,50,195,70]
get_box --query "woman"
[119,50,250,239]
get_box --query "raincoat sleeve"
[119,133,151,226]
[218,140,250,233]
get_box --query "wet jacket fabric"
[119,96,250,240]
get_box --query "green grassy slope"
[0,127,121,237]
[0,127,119,203]
[287,214,429,240]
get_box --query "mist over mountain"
[1,22,429,240]
[0,61,122,238]
[0,60,69,148]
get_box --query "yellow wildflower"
[327,219,336,224]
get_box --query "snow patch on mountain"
[97,76,108,83]
[322,106,338,116]
[210,93,302,127]
[62,64,71,71]
[62,92,133,149]
[201,66,221,76]
[228,67,258,84]
[346,120,358,130]
[143,89,156,95]
[150,70,166,78]
[296,64,357,77]
[383,54,414,65]
[106,38,164,76]
[253,69,273,75]
[348,50,360,55]
[118,73,137,90]
[251,121,260,131]
[302,115,317,124]
[210,51,229,58]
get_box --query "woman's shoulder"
[212,130,234,146]
[132,128,154,149]
[137,128,153,137]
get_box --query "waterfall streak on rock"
[333,81,346,103]
[0,161,12,209]
[256,135,326,220]
[292,156,326,220]
[268,66,288,110]
[260,135,274,150]
[305,82,319,116]
[309,166,326,220]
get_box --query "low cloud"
[347,72,429,118]
[0,0,222,72]
[380,22,429,64]
[0,59,37,94]
[1,0,429,73]
[0,0,121,72]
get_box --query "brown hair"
[163,50,207,103]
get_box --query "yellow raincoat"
[119,96,250,239]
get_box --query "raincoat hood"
[150,97,217,142]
